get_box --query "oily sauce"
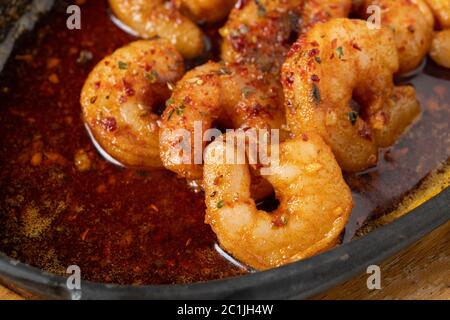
[0,1,449,285]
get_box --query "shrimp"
[159,61,286,181]
[282,18,420,172]
[81,40,185,168]
[174,0,236,23]
[108,0,205,58]
[358,0,434,74]
[220,0,304,73]
[423,0,450,28]
[203,133,352,270]
[300,0,352,31]
[430,29,450,68]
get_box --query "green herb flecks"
[254,0,266,17]
[312,83,321,103]
[175,105,185,116]
[242,86,256,98]
[118,61,128,70]
[348,111,359,125]
[144,70,159,83]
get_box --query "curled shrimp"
[174,0,236,23]
[81,40,185,168]
[430,29,450,68]
[300,0,352,31]
[424,0,450,28]
[358,0,434,74]
[282,18,420,172]
[159,61,286,180]
[203,133,352,270]
[109,0,205,58]
[220,0,304,73]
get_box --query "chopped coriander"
[166,98,175,107]
[336,46,344,59]
[144,70,158,83]
[242,86,256,98]
[118,61,128,70]
[254,0,266,17]
[175,105,185,116]
[315,56,321,64]
[348,111,358,125]
[312,83,321,103]
[217,200,224,209]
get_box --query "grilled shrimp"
[109,0,205,58]
[430,29,450,68]
[300,0,352,31]
[424,0,450,28]
[81,40,184,168]
[174,0,236,23]
[282,19,420,172]
[358,0,434,74]
[159,61,286,180]
[204,133,352,270]
[220,0,304,73]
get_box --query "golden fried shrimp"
[220,0,304,73]
[300,0,352,31]
[424,0,450,28]
[109,0,205,58]
[204,133,352,270]
[159,61,286,180]
[282,18,420,172]
[81,40,184,168]
[358,0,434,74]
[430,29,450,68]
[174,0,236,23]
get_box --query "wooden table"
[1,221,449,300]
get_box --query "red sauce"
[0,1,449,285]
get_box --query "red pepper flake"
[310,41,319,47]
[407,25,415,33]
[301,133,309,141]
[122,80,135,97]
[311,74,320,82]
[100,117,117,132]
[272,214,288,227]
[308,48,320,57]
[288,42,302,57]
[94,81,101,89]
[286,99,294,109]
[352,43,362,51]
